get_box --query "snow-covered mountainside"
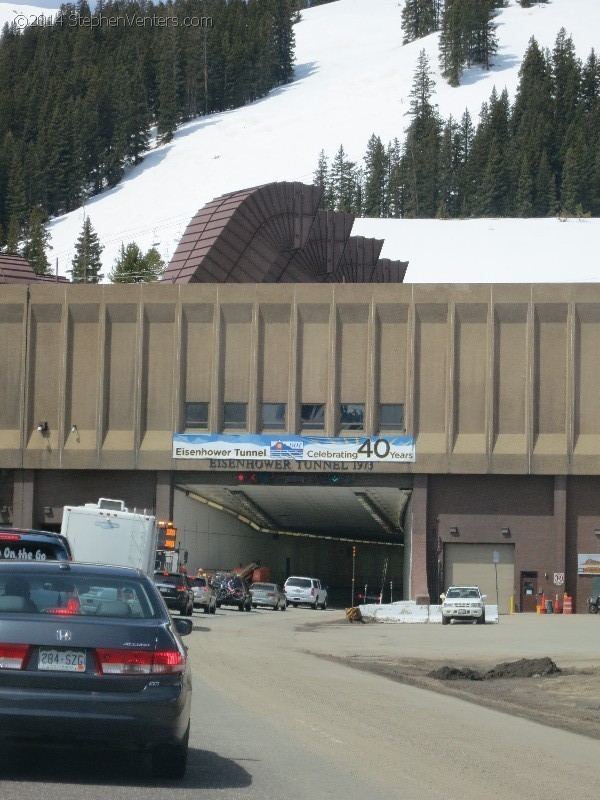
[6,0,599,282]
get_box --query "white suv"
[284,576,328,609]
[440,585,486,625]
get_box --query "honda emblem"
[56,629,72,642]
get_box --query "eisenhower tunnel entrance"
[172,467,413,606]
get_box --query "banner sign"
[173,433,415,463]
[577,554,600,576]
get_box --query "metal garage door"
[444,543,515,614]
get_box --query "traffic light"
[236,472,258,484]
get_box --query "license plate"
[38,649,86,672]
[159,587,171,594]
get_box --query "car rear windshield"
[0,533,69,562]
[285,578,311,588]
[0,570,160,618]
[192,577,207,587]
[154,574,185,586]
[252,583,275,591]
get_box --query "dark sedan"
[153,571,194,616]
[0,561,192,778]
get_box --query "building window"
[379,403,405,431]
[340,403,365,431]
[185,402,208,430]
[262,403,286,430]
[300,403,325,430]
[223,403,247,429]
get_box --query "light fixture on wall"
[595,528,600,538]
[0,506,8,515]
[449,526,459,536]
[43,506,53,516]
[501,526,511,537]
[71,424,78,434]
[36,421,48,432]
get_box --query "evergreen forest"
[315,33,600,220]
[0,0,298,250]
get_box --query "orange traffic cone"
[539,592,547,613]
[554,593,562,614]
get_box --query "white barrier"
[358,601,499,623]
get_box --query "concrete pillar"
[155,471,173,524]
[13,470,35,528]
[554,475,567,591]
[411,473,430,603]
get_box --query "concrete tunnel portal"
[171,468,413,606]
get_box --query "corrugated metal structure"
[162,182,407,284]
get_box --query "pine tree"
[551,29,581,164]
[313,149,332,209]
[385,138,403,217]
[6,150,27,229]
[69,216,104,283]
[439,0,497,85]
[363,134,388,217]
[329,145,358,213]
[401,0,442,45]
[21,205,52,275]
[109,243,164,283]
[560,146,582,214]
[402,50,442,217]
[580,49,600,113]
[534,150,557,216]
[456,109,475,213]
[514,153,533,217]
[6,215,21,254]
[438,117,460,217]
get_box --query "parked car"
[283,576,328,609]
[0,527,72,561]
[440,585,486,625]
[356,585,382,604]
[190,576,217,614]
[250,582,287,610]
[0,560,192,778]
[152,572,194,616]
[212,574,252,612]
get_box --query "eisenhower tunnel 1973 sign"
[172,434,415,463]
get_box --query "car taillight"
[266,592,275,597]
[96,648,185,675]
[176,586,186,592]
[0,643,30,669]
[0,533,20,541]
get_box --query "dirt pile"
[428,657,560,681]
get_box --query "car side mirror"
[440,594,446,601]
[173,618,193,637]
[481,595,487,601]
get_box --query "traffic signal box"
[158,521,177,550]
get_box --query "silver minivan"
[283,576,327,609]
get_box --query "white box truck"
[61,498,158,574]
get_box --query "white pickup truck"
[440,585,486,625]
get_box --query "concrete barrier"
[359,601,499,623]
